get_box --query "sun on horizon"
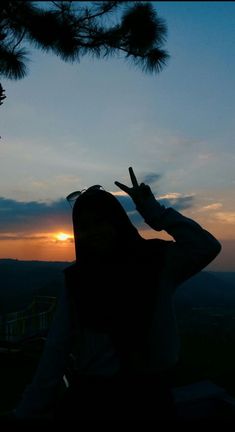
[54,232,73,242]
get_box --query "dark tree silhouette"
[0,1,169,104]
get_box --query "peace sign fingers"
[115,167,159,215]
[114,166,139,195]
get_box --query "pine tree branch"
[12,28,26,53]
[77,2,119,23]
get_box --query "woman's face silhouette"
[76,210,118,253]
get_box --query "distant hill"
[174,271,235,311]
[0,259,235,315]
[209,271,235,287]
[0,259,70,313]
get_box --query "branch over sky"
[0,1,169,88]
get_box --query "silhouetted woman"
[14,167,221,425]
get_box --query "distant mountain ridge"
[0,259,235,314]
[0,259,70,313]
[174,271,235,310]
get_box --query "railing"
[0,296,57,343]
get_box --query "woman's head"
[71,186,141,261]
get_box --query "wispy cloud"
[198,153,216,161]
[31,175,83,190]
[214,212,235,224]
[158,193,195,211]
[141,173,162,185]
[0,233,50,241]
[159,193,181,200]
[200,203,223,211]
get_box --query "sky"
[0,1,234,270]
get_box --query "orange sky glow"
[0,218,234,271]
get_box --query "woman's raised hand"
[114,167,155,209]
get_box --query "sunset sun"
[55,232,72,242]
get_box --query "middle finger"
[129,167,139,188]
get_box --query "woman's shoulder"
[63,262,78,278]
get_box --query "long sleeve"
[161,207,221,284]
[14,285,73,420]
[139,198,222,285]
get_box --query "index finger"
[114,181,130,194]
[128,167,139,188]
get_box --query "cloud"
[200,203,223,211]
[31,175,83,190]
[198,153,216,161]
[141,173,162,185]
[113,190,195,212]
[214,212,235,224]
[0,189,196,236]
[158,193,195,211]
[114,191,195,229]
[0,197,71,233]
[0,193,141,235]
[159,193,181,199]
[0,234,50,241]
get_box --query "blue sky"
[0,1,234,267]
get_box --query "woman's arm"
[141,202,221,284]
[14,285,73,420]
[115,167,221,285]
